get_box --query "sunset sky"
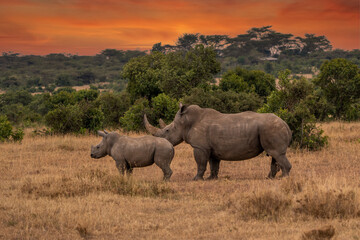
[0,0,359,55]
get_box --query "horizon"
[0,0,359,56]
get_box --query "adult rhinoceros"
[144,104,292,180]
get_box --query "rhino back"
[185,111,289,160]
[204,112,264,160]
[112,136,157,167]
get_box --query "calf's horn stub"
[143,114,160,135]
[159,118,167,129]
[98,131,106,137]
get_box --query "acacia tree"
[296,34,332,55]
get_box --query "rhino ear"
[103,129,109,134]
[98,131,107,137]
[179,103,188,116]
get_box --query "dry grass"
[0,122,359,239]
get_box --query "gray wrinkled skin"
[144,104,292,180]
[91,131,174,181]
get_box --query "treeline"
[1,27,360,150]
[152,26,360,74]
[0,49,146,91]
[1,26,360,92]
[1,44,359,150]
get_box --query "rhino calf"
[90,131,174,180]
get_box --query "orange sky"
[0,0,359,55]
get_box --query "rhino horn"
[144,114,160,135]
[98,131,106,137]
[159,118,167,129]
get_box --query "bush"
[314,58,360,119]
[0,115,24,142]
[259,70,328,150]
[344,100,360,121]
[119,98,151,132]
[80,102,104,132]
[220,67,276,98]
[0,115,13,141]
[151,93,178,124]
[97,91,132,127]
[45,104,84,134]
[11,128,24,142]
[183,87,263,113]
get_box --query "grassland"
[0,122,359,239]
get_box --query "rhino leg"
[154,162,173,181]
[154,149,174,181]
[207,155,220,180]
[193,148,209,181]
[273,154,292,177]
[115,160,127,175]
[267,157,281,179]
[125,162,133,175]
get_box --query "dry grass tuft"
[302,225,335,240]
[21,169,175,199]
[76,224,90,239]
[295,188,360,219]
[280,177,303,194]
[240,191,292,221]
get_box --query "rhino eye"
[97,146,100,149]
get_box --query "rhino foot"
[193,175,204,181]
[206,175,218,180]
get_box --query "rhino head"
[144,103,189,146]
[90,130,109,158]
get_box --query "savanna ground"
[0,122,359,240]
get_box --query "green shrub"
[11,128,24,142]
[80,102,104,132]
[119,98,151,132]
[183,87,263,113]
[344,101,360,121]
[151,93,178,124]
[259,70,328,150]
[0,115,13,141]
[45,104,84,134]
[97,91,131,127]
[0,115,24,142]
[314,58,360,119]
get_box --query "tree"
[122,51,163,101]
[314,58,360,119]
[220,67,276,98]
[297,34,332,55]
[159,45,221,98]
[122,45,220,100]
[176,33,200,50]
